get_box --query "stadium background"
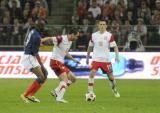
[0,0,160,113]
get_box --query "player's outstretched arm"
[114,46,119,63]
[65,51,79,63]
[41,37,56,46]
[41,37,54,43]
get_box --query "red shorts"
[90,61,113,74]
[50,59,70,76]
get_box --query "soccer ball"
[85,92,96,101]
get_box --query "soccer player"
[20,19,48,103]
[86,20,120,98]
[41,29,80,103]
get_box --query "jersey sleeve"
[109,35,117,47]
[53,35,62,45]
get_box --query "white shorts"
[21,54,40,71]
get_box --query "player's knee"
[90,70,96,78]
[43,70,48,78]
[36,75,46,84]
[43,73,48,80]
[90,74,95,78]
[108,75,114,81]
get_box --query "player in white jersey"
[41,29,80,103]
[86,20,120,98]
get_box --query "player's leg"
[49,60,69,103]
[22,66,46,102]
[85,69,97,101]
[50,60,61,98]
[88,69,96,93]
[66,71,76,87]
[50,72,70,103]
[87,61,98,93]
[29,66,47,96]
[102,62,120,97]
[107,72,120,97]
[21,55,47,103]
[54,72,68,103]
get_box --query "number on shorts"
[107,64,112,71]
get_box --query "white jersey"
[89,31,117,62]
[51,35,72,63]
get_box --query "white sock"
[88,77,94,93]
[54,82,62,92]
[56,81,67,100]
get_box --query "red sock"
[31,81,41,96]
[24,80,41,97]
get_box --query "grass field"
[0,79,160,113]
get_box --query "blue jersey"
[24,28,41,55]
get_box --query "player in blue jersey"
[20,19,48,103]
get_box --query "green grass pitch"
[0,79,159,113]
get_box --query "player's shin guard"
[24,78,44,97]
[88,78,94,93]
[56,81,67,100]
[24,80,40,97]
[109,79,120,97]
[109,79,118,92]
[109,79,116,89]
[30,78,45,96]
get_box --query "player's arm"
[86,46,93,60]
[86,40,93,64]
[110,35,119,62]
[40,37,54,45]
[41,36,62,46]
[65,51,79,63]
[41,37,55,44]
[114,45,119,61]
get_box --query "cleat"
[50,90,57,98]
[27,96,40,103]
[112,90,120,98]
[56,99,68,103]
[20,94,29,103]
[51,90,68,103]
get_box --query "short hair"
[68,28,79,35]
[97,19,108,24]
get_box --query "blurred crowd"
[73,0,160,51]
[0,0,160,52]
[0,0,50,45]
